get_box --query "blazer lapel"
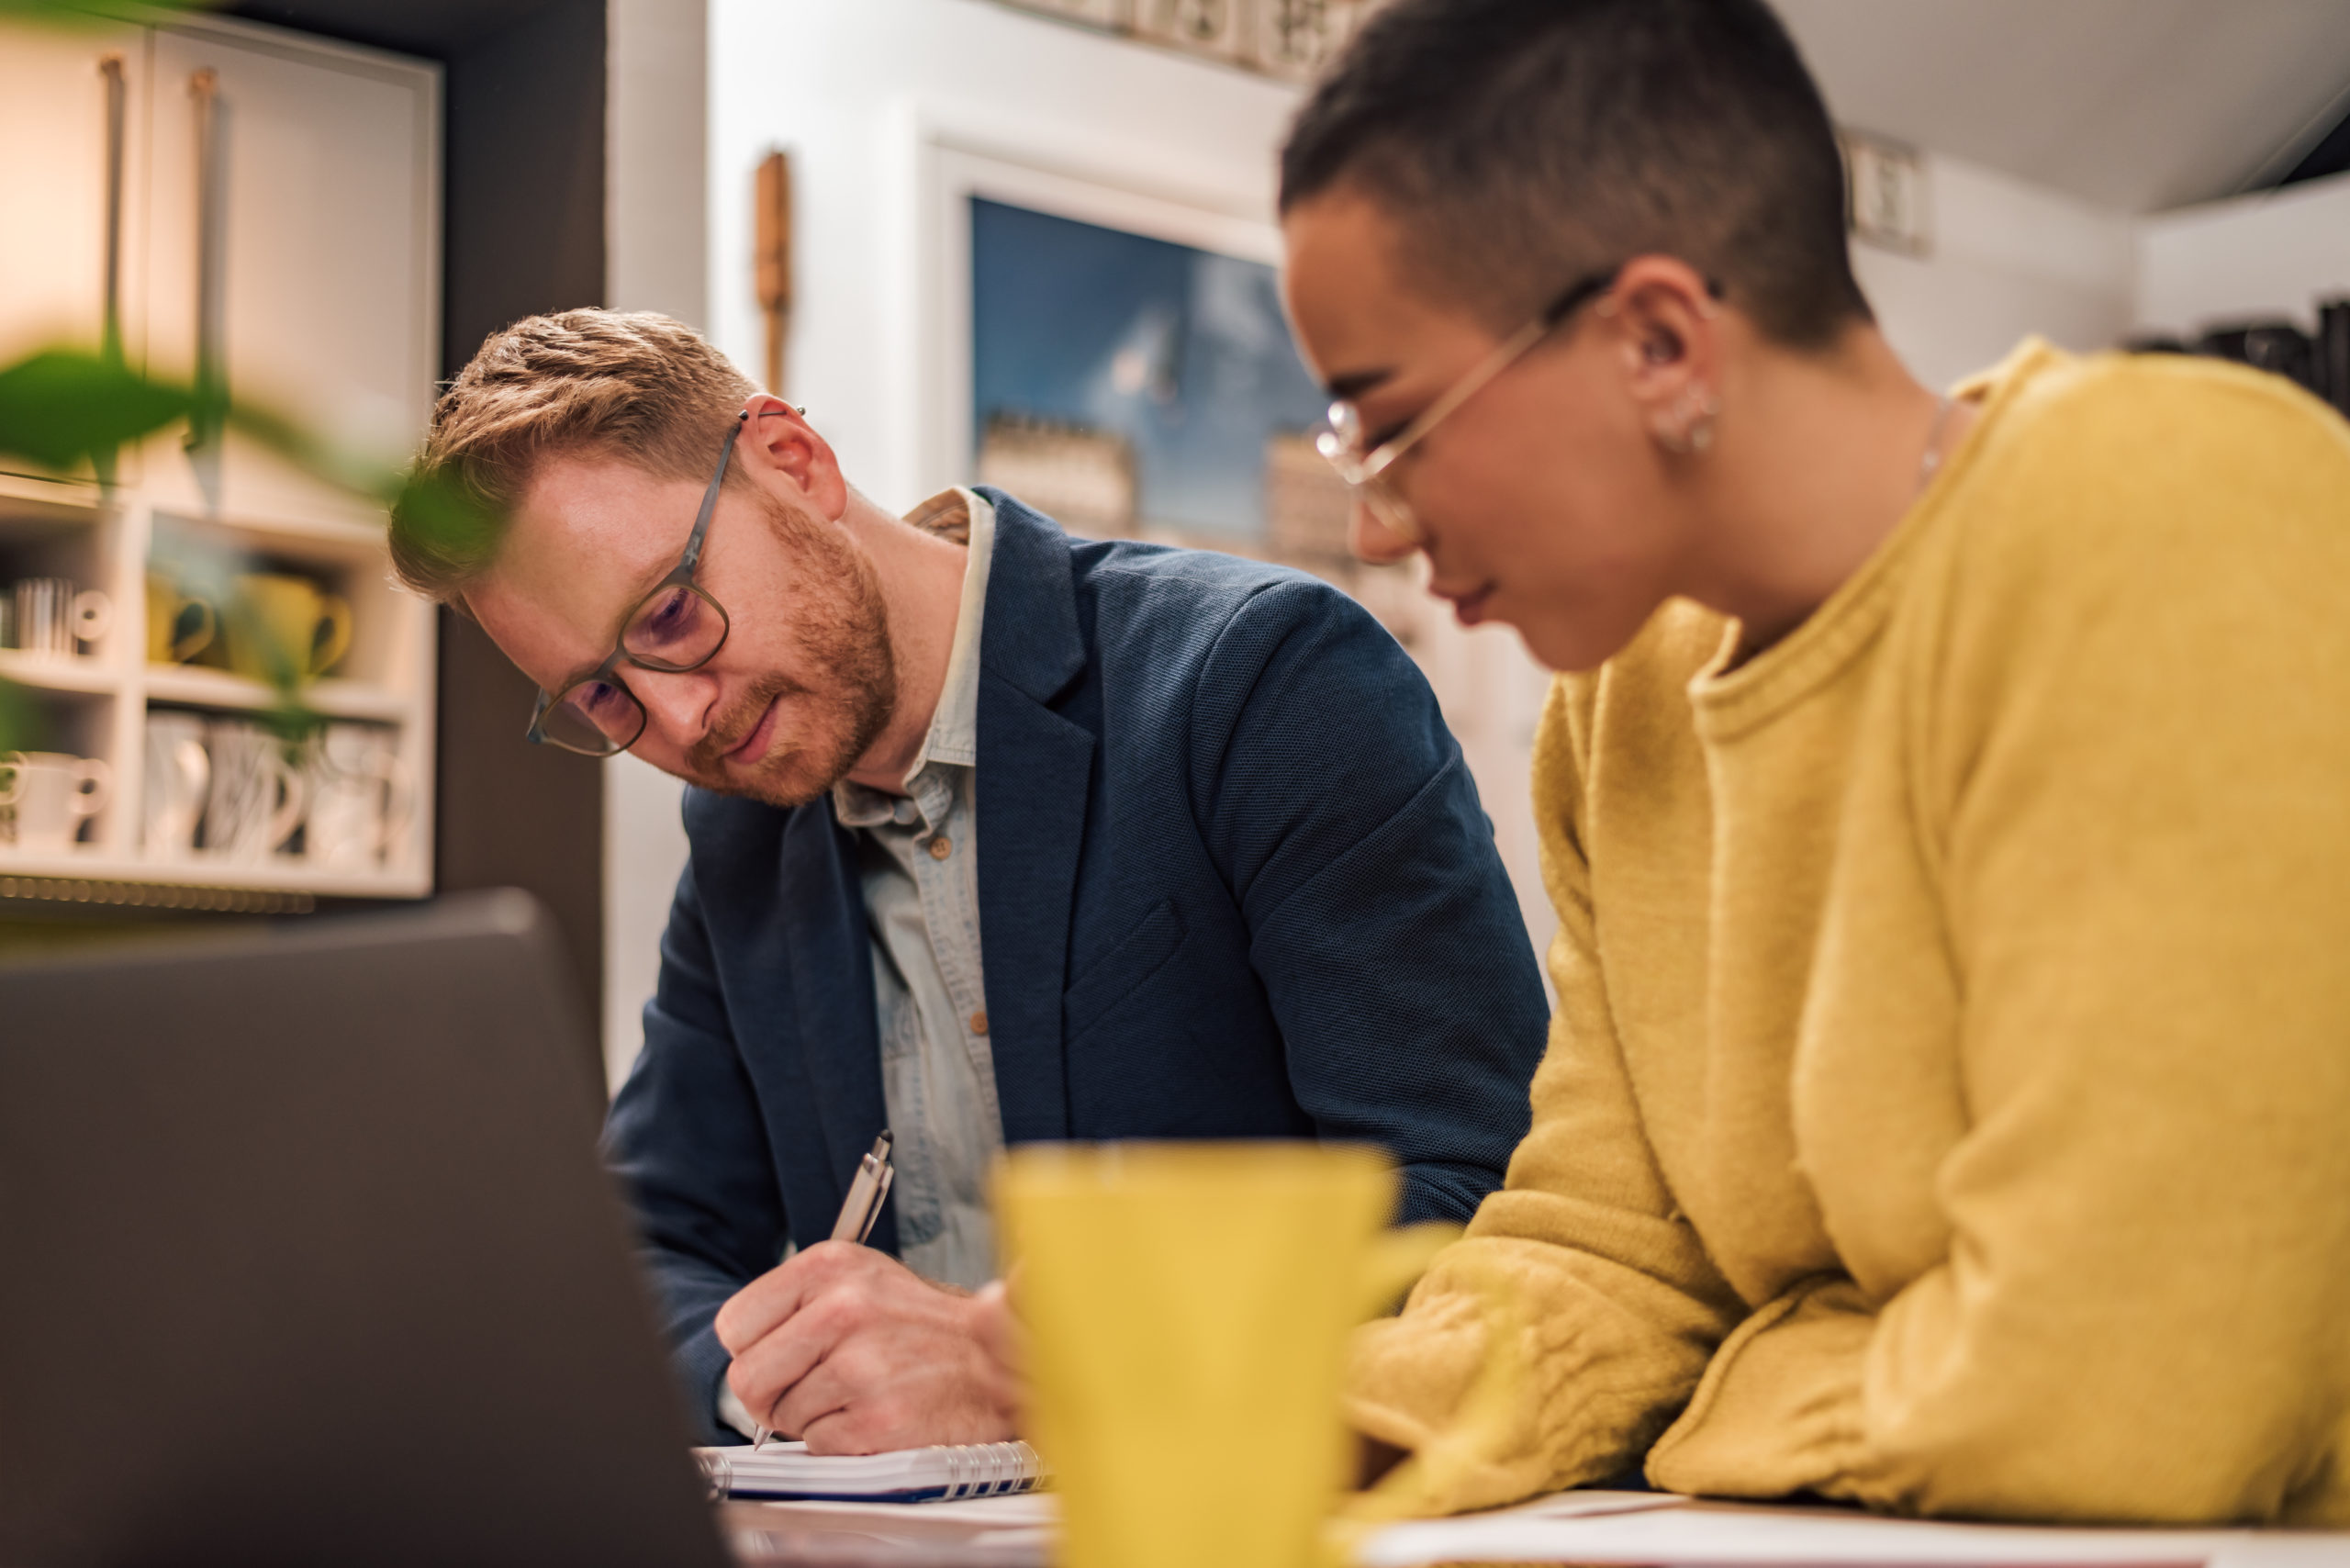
[775,800,899,1252]
[973,493,1094,1144]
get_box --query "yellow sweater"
[1349,341,2350,1525]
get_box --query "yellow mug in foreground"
[226,573,353,682]
[996,1143,1449,1568]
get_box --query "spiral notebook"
[695,1439,1046,1504]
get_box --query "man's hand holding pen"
[713,1133,1020,1456]
[715,1250,1020,1455]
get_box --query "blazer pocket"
[1062,898,1189,1036]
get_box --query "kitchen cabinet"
[0,20,149,487]
[140,21,437,524]
[0,15,440,907]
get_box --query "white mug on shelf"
[143,711,212,861]
[0,751,112,856]
[10,580,113,660]
[204,720,307,863]
[305,722,411,874]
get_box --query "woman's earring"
[1687,403,1718,453]
[1654,388,1719,455]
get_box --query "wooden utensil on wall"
[755,150,792,396]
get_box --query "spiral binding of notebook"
[696,1439,1047,1504]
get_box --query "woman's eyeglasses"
[1314,268,1622,546]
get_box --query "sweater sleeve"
[1345,670,1745,1514]
[1657,363,2350,1523]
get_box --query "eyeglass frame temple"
[1351,271,1620,486]
[677,404,801,572]
[675,409,751,577]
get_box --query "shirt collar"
[833,487,996,824]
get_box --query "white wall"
[589,0,2149,1091]
[1856,151,2137,390]
[603,0,707,1092]
[602,752,690,1090]
[610,0,709,329]
[2135,169,2350,337]
[707,0,1301,511]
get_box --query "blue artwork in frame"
[969,196,1330,542]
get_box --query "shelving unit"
[0,468,435,900]
[1,14,438,907]
[142,666,412,723]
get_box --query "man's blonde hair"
[388,309,758,603]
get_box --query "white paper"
[749,1493,1057,1528]
[696,1438,1043,1500]
[1353,1495,2349,1568]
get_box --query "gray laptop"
[0,890,733,1568]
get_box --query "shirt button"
[969,1010,989,1036]
[927,835,952,859]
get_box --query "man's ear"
[737,394,852,522]
[1606,255,1724,456]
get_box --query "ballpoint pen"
[751,1130,895,1451]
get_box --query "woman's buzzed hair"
[1280,0,1872,350]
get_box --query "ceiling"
[1771,0,2350,213]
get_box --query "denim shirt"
[828,487,1003,1292]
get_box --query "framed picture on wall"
[969,195,1337,552]
[901,112,1557,984]
[915,130,1360,571]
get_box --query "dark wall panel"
[441,2,607,368]
[218,0,611,1072]
[432,608,605,1055]
[432,1,609,1063]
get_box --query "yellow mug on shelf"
[144,572,218,665]
[995,1143,1454,1568]
[225,573,352,683]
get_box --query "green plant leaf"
[257,696,325,749]
[0,341,485,727]
[386,464,501,569]
[0,678,33,755]
[0,351,192,473]
[0,0,203,25]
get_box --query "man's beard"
[684,491,897,809]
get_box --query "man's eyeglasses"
[1315,268,1622,547]
[524,405,798,757]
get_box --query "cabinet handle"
[98,53,126,364]
[187,67,224,454]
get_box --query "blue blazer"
[605,492,1550,1438]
